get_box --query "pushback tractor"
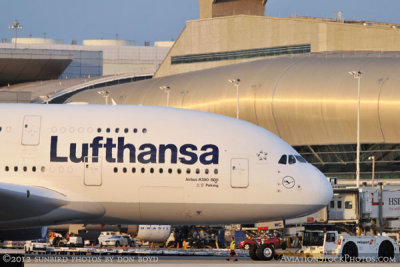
[249,229,398,262]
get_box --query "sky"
[0,0,399,45]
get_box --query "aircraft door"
[231,158,249,188]
[22,115,41,146]
[328,195,344,220]
[84,157,102,186]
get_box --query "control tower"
[198,0,267,19]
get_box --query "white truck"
[24,241,48,253]
[277,230,399,262]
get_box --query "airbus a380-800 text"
[0,104,332,239]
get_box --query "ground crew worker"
[226,236,238,261]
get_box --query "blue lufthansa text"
[50,136,219,165]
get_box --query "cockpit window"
[295,155,307,163]
[288,155,296,164]
[278,155,287,165]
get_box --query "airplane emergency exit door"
[22,115,41,146]
[231,158,249,188]
[84,157,102,186]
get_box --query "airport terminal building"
[0,38,172,86]
[155,0,400,77]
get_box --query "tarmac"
[2,255,400,267]
[2,249,400,267]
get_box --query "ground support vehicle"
[67,236,84,247]
[270,230,399,262]
[171,226,223,249]
[49,233,67,247]
[240,236,280,250]
[101,234,134,247]
[98,231,116,246]
[24,241,48,253]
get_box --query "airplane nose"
[311,170,333,207]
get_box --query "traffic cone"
[151,242,154,249]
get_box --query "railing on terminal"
[171,44,311,65]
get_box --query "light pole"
[349,70,363,188]
[228,78,241,119]
[97,90,110,105]
[368,155,375,187]
[8,20,23,49]
[160,86,171,107]
[180,90,189,107]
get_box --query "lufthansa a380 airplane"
[0,104,332,239]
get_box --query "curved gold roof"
[66,52,400,146]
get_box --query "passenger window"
[32,166,36,172]
[141,168,145,173]
[196,168,200,174]
[124,128,129,133]
[150,168,154,173]
[214,169,218,175]
[345,201,353,209]
[132,167,136,173]
[168,168,172,174]
[14,166,18,172]
[41,166,45,172]
[122,167,127,173]
[337,200,342,209]
[177,169,182,174]
[133,128,138,133]
[115,128,120,133]
[205,169,209,174]
[278,155,287,165]
[106,128,110,133]
[295,155,307,163]
[113,167,118,173]
[5,166,9,172]
[142,128,147,134]
[186,168,191,174]
[159,168,163,174]
[288,155,296,164]
[23,166,27,172]
[330,200,335,209]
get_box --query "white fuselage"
[0,104,333,228]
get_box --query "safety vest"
[230,241,236,250]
